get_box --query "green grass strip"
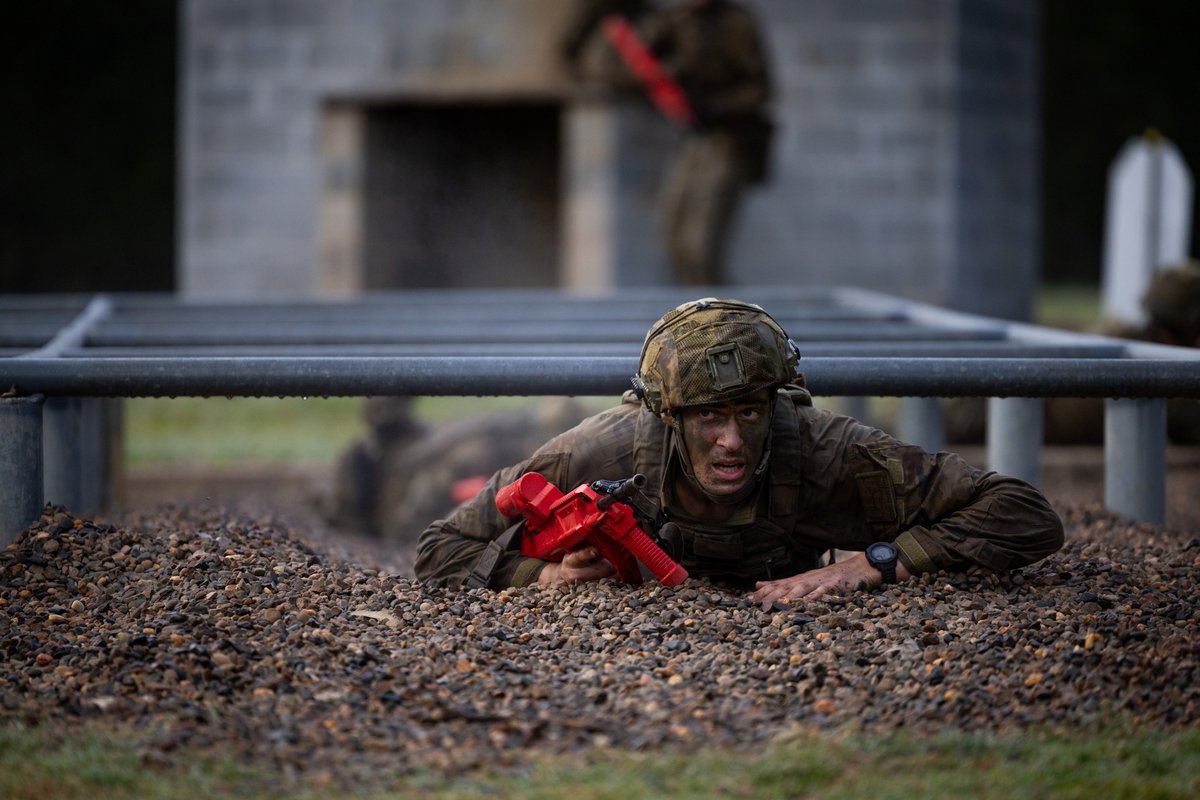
[4,723,1196,800]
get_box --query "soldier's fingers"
[590,562,616,579]
[749,580,796,604]
[800,584,831,602]
[565,547,601,566]
[565,561,614,584]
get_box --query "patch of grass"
[1036,282,1102,331]
[0,723,272,800]
[4,722,1196,800]
[477,728,1200,800]
[123,396,369,467]
[122,395,619,468]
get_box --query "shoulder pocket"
[849,444,904,526]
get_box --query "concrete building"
[180,0,1039,319]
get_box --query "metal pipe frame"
[2,287,1199,537]
[3,356,1199,399]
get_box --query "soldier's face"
[676,390,772,496]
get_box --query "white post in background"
[1101,132,1193,327]
[563,102,618,292]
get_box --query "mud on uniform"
[414,386,1065,589]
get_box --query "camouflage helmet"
[1142,261,1200,336]
[633,298,801,413]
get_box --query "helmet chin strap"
[667,405,774,507]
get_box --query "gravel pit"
[1,500,1197,790]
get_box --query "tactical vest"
[630,386,822,586]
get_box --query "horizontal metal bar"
[95,286,845,309]
[107,302,901,325]
[54,342,1130,359]
[0,295,92,312]
[0,320,82,348]
[19,295,112,359]
[83,320,999,347]
[3,357,1200,398]
[836,286,1198,359]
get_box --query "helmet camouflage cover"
[1142,260,1200,336]
[634,298,801,413]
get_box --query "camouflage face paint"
[678,390,772,498]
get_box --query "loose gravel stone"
[1,502,1197,790]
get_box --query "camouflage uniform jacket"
[641,0,771,126]
[414,389,1065,589]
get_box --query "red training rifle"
[496,472,688,587]
[600,14,697,128]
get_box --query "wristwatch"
[865,541,898,584]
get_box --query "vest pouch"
[680,519,818,585]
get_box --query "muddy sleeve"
[414,403,644,588]
[414,450,572,589]
[802,413,1065,574]
[887,453,1066,574]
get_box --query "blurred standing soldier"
[561,0,775,286]
[645,0,774,286]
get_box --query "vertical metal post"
[899,396,944,452]
[1104,397,1166,525]
[987,397,1043,486]
[838,396,870,425]
[44,396,83,511]
[44,397,116,514]
[79,397,108,511]
[1,394,45,542]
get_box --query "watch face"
[867,542,896,564]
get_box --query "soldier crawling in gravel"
[416,299,1065,604]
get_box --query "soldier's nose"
[715,419,743,450]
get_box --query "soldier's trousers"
[659,129,744,286]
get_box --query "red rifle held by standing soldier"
[496,472,689,587]
[600,14,697,129]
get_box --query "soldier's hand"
[537,546,617,585]
[748,553,910,607]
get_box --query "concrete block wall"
[181,0,1040,319]
[733,0,1038,319]
[180,0,573,297]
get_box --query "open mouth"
[710,459,746,483]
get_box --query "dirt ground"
[9,445,1194,789]
[118,445,1200,572]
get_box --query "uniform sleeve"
[414,451,570,589]
[797,410,1065,575]
[887,451,1065,574]
[414,404,643,588]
